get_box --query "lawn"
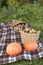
[0,3,43,65]
[4,58,43,65]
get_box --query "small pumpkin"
[24,41,38,52]
[6,42,22,56]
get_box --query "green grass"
[0,3,43,65]
[3,58,43,65]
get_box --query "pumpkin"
[6,42,22,56]
[24,41,38,52]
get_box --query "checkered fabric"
[0,22,43,64]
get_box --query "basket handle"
[12,19,25,27]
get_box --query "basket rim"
[20,30,41,35]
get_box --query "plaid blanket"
[0,22,43,64]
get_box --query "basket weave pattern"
[20,31,40,43]
[11,19,41,43]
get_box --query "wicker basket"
[20,30,41,43]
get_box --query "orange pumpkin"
[6,42,22,56]
[24,41,38,52]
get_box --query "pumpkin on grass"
[6,42,22,56]
[24,40,38,52]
